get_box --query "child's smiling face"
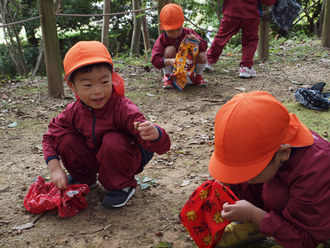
[165,26,183,39]
[67,65,113,109]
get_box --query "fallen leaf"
[7,120,18,128]
[290,80,303,85]
[141,183,151,190]
[180,180,190,187]
[235,87,246,92]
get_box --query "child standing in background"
[205,0,278,78]
[151,3,208,89]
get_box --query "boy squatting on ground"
[151,3,208,89]
[205,0,278,78]
[208,91,330,248]
[42,41,171,208]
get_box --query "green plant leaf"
[140,183,150,190]
[154,241,172,247]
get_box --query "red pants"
[230,176,290,216]
[56,131,144,191]
[207,15,260,68]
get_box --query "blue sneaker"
[102,187,135,208]
[67,174,98,189]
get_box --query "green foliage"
[0,44,17,79]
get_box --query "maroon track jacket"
[43,91,171,164]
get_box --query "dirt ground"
[1,38,330,248]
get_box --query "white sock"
[163,65,173,75]
[196,63,206,75]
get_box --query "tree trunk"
[6,4,28,76]
[157,0,171,36]
[141,11,151,57]
[130,0,142,57]
[211,0,222,22]
[322,0,330,47]
[258,5,270,60]
[32,37,44,77]
[38,0,64,98]
[101,0,111,49]
[314,0,325,37]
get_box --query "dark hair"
[70,63,113,84]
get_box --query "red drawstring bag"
[24,176,90,218]
[179,180,238,248]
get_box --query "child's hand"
[134,121,159,141]
[49,159,68,190]
[221,200,267,226]
[187,34,200,44]
[52,168,68,190]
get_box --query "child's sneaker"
[216,222,266,248]
[67,174,98,189]
[102,187,135,208]
[195,75,206,86]
[205,61,213,70]
[239,66,256,78]
[163,74,174,89]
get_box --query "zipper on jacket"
[89,107,98,146]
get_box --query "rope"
[55,6,158,17]
[0,15,43,28]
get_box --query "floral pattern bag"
[171,35,200,90]
[179,180,238,248]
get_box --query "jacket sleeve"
[189,29,208,53]
[117,97,171,155]
[151,35,166,69]
[260,146,330,248]
[42,103,78,164]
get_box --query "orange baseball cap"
[209,91,314,184]
[160,3,184,31]
[63,41,125,96]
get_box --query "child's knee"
[262,177,290,214]
[164,46,177,58]
[196,52,207,64]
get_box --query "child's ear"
[159,23,164,30]
[67,81,76,92]
[278,144,291,162]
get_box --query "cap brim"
[162,22,184,31]
[208,151,274,184]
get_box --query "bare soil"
[1,38,330,248]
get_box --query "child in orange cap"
[43,41,171,208]
[208,91,330,248]
[151,3,208,89]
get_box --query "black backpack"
[294,82,330,111]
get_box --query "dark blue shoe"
[102,187,135,208]
[67,174,98,189]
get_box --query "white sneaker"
[239,66,256,78]
[205,61,212,70]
